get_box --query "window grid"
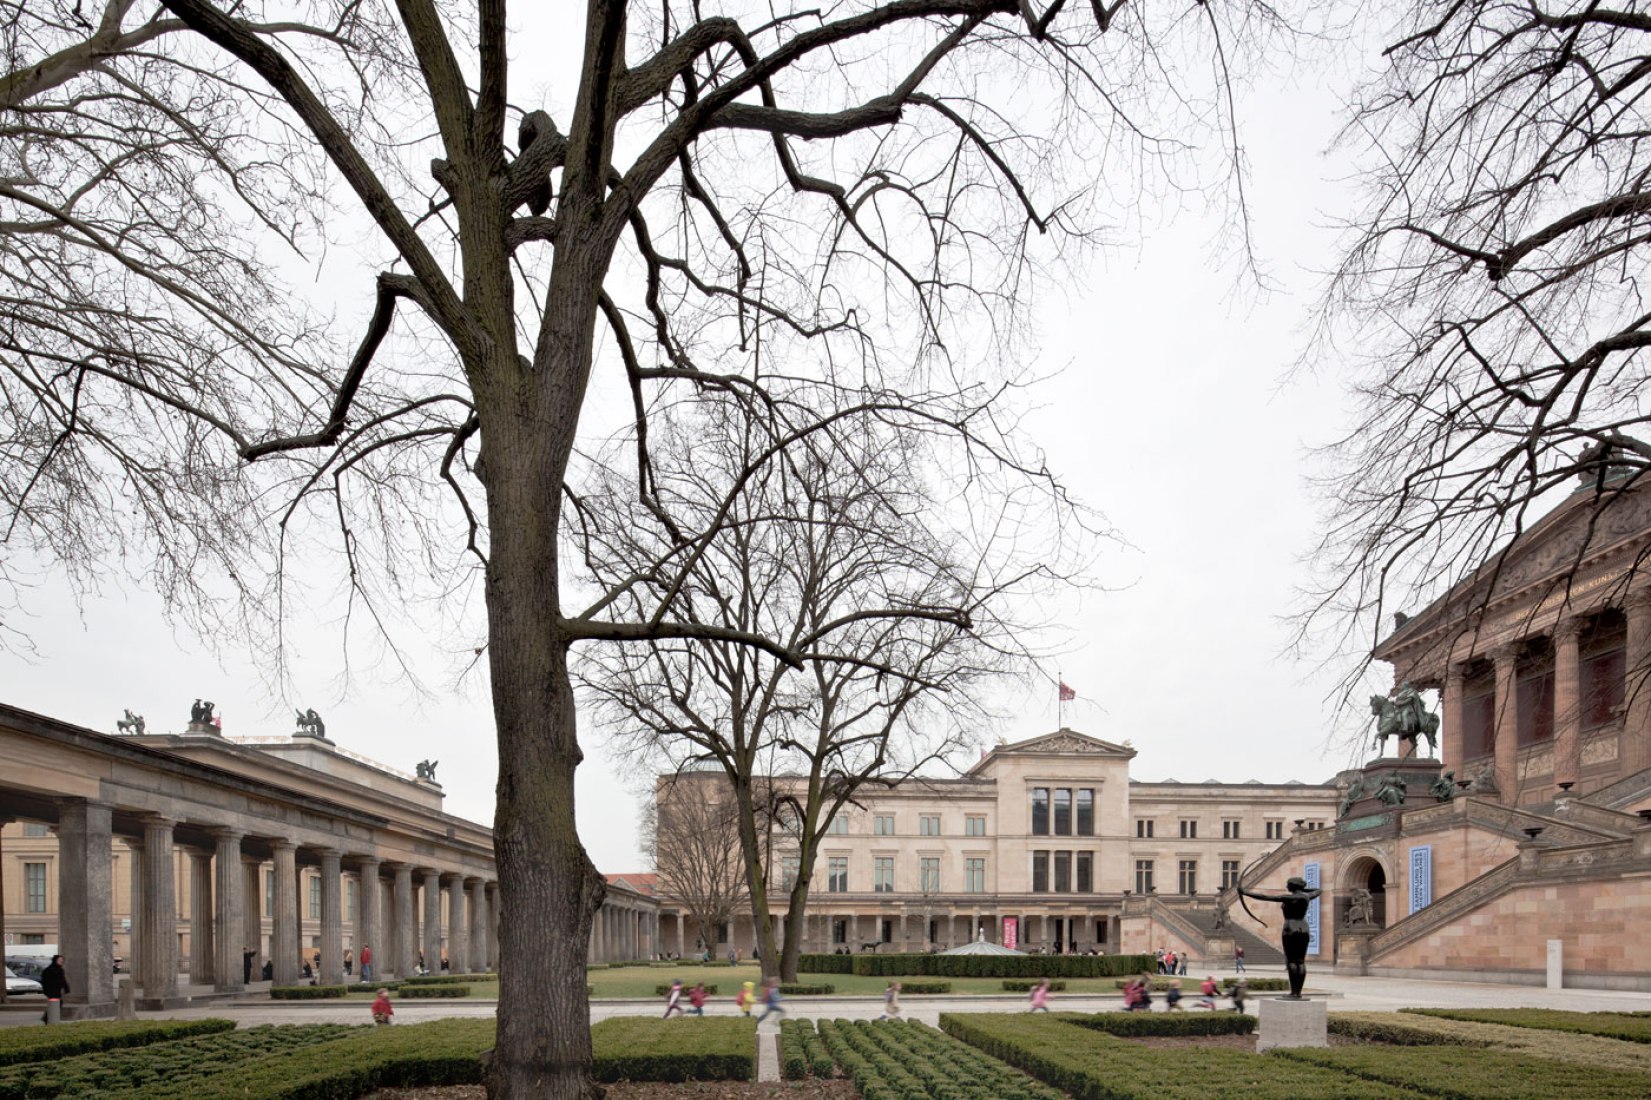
[1076,789,1095,836]
[874,857,894,893]
[1221,860,1241,890]
[919,815,941,836]
[1136,819,1154,838]
[24,862,47,913]
[965,815,987,836]
[919,857,941,894]
[827,857,848,893]
[1179,819,1197,839]
[1032,851,1049,893]
[1030,788,1050,835]
[827,815,850,835]
[874,815,895,836]
[1265,821,1284,840]
[1076,851,1093,893]
[1222,819,1241,839]
[1053,851,1072,893]
[965,858,986,893]
[1178,859,1198,895]
[1134,859,1154,895]
[1053,789,1073,835]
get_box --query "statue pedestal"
[1256,997,1328,1052]
[1340,756,1445,820]
[185,721,221,736]
[293,731,334,746]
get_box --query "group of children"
[1121,973,1248,1012]
[663,977,785,1022]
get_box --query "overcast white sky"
[1,11,1401,874]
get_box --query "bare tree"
[1309,0,1651,682]
[579,397,1055,981]
[651,773,751,957]
[2,0,1277,1093]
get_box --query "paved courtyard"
[6,965,1647,1030]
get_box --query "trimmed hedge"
[779,1019,811,1080]
[0,1024,357,1099]
[1328,1015,1486,1047]
[1002,979,1067,992]
[1113,977,1288,992]
[269,985,349,999]
[402,973,491,985]
[398,984,470,998]
[0,1019,236,1069]
[939,1013,1402,1099]
[818,1018,1064,1100]
[589,1017,755,1083]
[779,983,834,996]
[801,952,1154,978]
[1405,1009,1651,1045]
[1057,1011,1255,1038]
[899,981,953,995]
[1275,1043,1651,1099]
[655,984,718,996]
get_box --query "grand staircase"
[1171,903,1285,965]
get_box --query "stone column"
[188,849,214,985]
[211,831,244,992]
[468,878,488,973]
[1554,618,1584,790]
[126,838,144,983]
[676,914,685,957]
[1492,644,1522,802]
[140,816,178,1000]
[357,858,381,982]
[445,875,468,975]
[1626,588,1651,777]
[242,857,263,979]
[319,849,344,985]
[58,800,114,1008]
[421,869,442,970]
[272,840,300,985]
[393,864,416,978]
[1442,663,1466,770]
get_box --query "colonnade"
[589,898,657,962]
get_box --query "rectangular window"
[874,857,894,893]
[309,876,321,918]
[1032,851,1049,893]
[919,857,941,894]
[965,858,986,893]
[828,857,848,893]
[1030,788,1050,835]
[1053,851,1072,893]
[1134,859,1154,895]
[1517,668,1556,745]
[827,815,850,835]
[346,880,357,922]
[1221,859,1241,889]
[1582,647,1626,729]
[24,862,47,913]
[1076,789,1095,836]
[920,815,941,836]
[1179,819,1197,839]
[1222,819,1241,839]
[965,815,987,836]
[1178,860,1197,895]
[266,870,275,917]
[1462,690,1495,757]
[832,918,847,945]
[21,934,45,945]
[1076,851,1093,893]
[874,815,895,835]
[716,923,729,944]
[780,855,800,891]
[1135,819,1154,838]
[1265,821,1284,840]
[1053,789,1072,835]
[23,823,49,838]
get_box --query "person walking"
[1178,953,1189,977]
[1167,979,1183,1011]
[878,980,902,1020]
[1197,975,1219,1010]
[359,943,373,982]
[756,978,785,1024]
[688,982,708,1016]
[1229,978,1248,1014]
[40,955,68,1024]
[736,980,755,1016]
[1234,944,1245,973]
[1028,977,1051,1013]
[663,979,685,1018]
[371,987,395,1025]
[242,947,256,986]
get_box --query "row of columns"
[1441,590,1651,801]
[590,902,656,962]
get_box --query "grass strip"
[1405,1008,1651,1045]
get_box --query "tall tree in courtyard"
[579,399,1056,982]
[2,0,1280,1093]
[647,773,756,956]
[1312,0,1651,665]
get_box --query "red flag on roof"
[1058,681,1076,702]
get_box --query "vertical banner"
[1304,862,1321,955]
[1409,845,1433,915]
[1003,916,1019,951]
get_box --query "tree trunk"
[732,778,781,979]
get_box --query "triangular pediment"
[968,728,1135,774]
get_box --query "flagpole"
[1057,670,1064,729]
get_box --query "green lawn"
[582,963,1156,999]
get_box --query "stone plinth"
[1339,756,1445,821]
[1257,996,1328,1052]
[185,721,220,736]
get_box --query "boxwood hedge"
[1055,1011,1255,1038]
[0,1019,236,1069]
[1275,1043,1651,1098]
[654,983,718,996]
[938,1013,1402,1099]
[1328,1015,1486,1047]
[589,1017,754,1082]
[402,973,491,985]
[1404,1009,1651,1045]
[1002,980,1067,992]
[269,985,349,999]
[398,984,470,998]
[801,952,1154,978]
[778,983,834,995]
[819,1017,1064,1100]
[898,981,952,995]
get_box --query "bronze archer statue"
[1236,874,1322,999]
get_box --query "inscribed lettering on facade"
[1002,916,1018,951]
[1304,862,1320,954]
[1409,845,1433,915]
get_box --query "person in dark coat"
[243,948,256,985]
[40,955,68,1023]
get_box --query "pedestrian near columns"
[1234,944,1245,972]
[40,955,68,1024]
[360,943,373,982]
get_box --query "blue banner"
[1304,862,1321,954]
[1409,846,1433,915]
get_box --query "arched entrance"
[1341,856,1388,929]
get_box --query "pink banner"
[1003,916,1018,951]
